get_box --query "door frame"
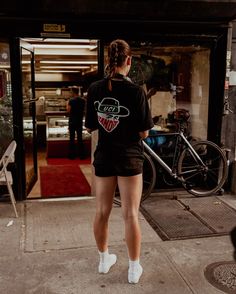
[10,37,38,200]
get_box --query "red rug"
[47,157,91,165]
[40,165,91,198]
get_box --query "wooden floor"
[28,151,92,199]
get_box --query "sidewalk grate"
[140,196,236,241]
[204,261,236,293]
[180,197,236,233]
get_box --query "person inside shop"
[67,86,86,159]
[85,39,154,284]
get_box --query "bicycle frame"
[143,131,206,183]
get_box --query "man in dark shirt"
[67,86,85,159]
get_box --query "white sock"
[128,259,143,284]
[98,249,117,274]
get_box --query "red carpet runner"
[47,157,91,165]
[40,165,91,197]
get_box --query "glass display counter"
[46,115,91,157]
[23,118,34,138]
[45,97,67,113]
[47,115,69,141]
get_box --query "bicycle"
[114,119,228,206]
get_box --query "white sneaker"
[128,264,143,284]
[98,254,117,274]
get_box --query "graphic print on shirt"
[94,97,130,132]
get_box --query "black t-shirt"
[68,96,85,126]
[85,76,154,150]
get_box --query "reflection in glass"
[21,47,37,194]
[0,40,13,156]
[104,41,210,141]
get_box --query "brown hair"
[107,39,131,91]
[71,87,79,96]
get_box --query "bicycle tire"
[113,152,156,206]
[141,152,157,201]
[177,140,228,197]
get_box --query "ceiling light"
[39,70,81,73]
[33,44,97,49]
[40,66,90,69]
[0,65,10,69]
[40,61,98,65]
[23,38,96,43]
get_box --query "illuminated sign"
[43,24,66,33]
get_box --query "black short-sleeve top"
[68,96,85,125]
[85,75,154,149]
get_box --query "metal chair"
[0,140,18,217]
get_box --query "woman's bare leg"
[94,176,117,274]
[118,174,142,260]
[94,176,117,252]
[118,174,143,283]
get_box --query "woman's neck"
[115,67,128,76]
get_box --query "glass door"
[20,40,38,195]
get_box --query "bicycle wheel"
[177,140,228,196]
[141,152,157,201]
[113,152,156,206]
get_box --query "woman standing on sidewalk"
[85,39,153,284]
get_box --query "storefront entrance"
[9,37,100,199]
[0,17,230,200]
[25,39,219,196]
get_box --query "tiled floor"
[27,151,92,199]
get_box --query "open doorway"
[21,38,99,199]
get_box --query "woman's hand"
[139,130,149,139]
[86,128,92,134]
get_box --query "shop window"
[127,42,210,141]
[0,40,13,156]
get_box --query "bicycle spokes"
[178,141,228,196]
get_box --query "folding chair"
[0,140,18,217]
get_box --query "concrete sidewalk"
[0,194,235,294]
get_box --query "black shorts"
[94,158,143,177]
[93,144,144,177]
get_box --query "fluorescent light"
[0,65,10,68]
[40,70,80,73]
[43,38,97,45]
[40,60,98,64]
[44,38,93,43]
[40,66,90,69]
[33,44,97,49]
[23,38,96,43]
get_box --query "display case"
[23,118,34,138]
[46,115,91,157]
[47,115,69,141]
[44,97,67,113]
[35,87,71,115]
